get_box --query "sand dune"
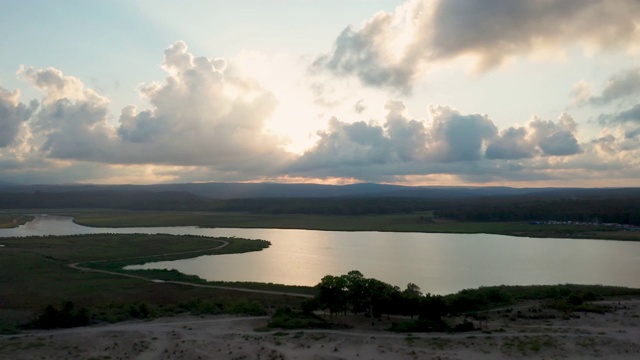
[2,299,639,359]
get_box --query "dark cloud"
[0,86,37,147]
[427,106,496,162]
[430,0,638,68]
[313,25,417,93]
[598,103,640,125]
[485,127,534,160]
[315,0,640,91]
[289,104,498,178]
[289,104,589,182]
[626,127,640,139]
[588,68,640,105]
[539,131,581,156]
[528,115,581,156]
[290,100,431,173]
[611,104,640,123]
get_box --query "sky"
[1,0,640,187]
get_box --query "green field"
[0,233,309,333]
[67,210,640,241]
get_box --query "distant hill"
[0,190,208,211]
[0,181,597,199]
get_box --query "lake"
[2,215,640,295]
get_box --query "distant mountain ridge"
[2,182,639,224]
[0,181,636,199]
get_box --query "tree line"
[302,271,640,332]
[2,188,639,224]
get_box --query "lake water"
[2,215,640,295]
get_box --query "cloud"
[313,0,430,93]
[427,106,497,162]
[486,114,582,159]
[527,114,581,156]
[626,127,640,139]
[353,99,366,114]
[16,42,293,177]
[287,104,591,183]
[599,103,640,124]
[588,68,640,105]
[114,41,291,172]
[20,66,116,161]
[292,117,391,170]
[585,67,640,125]
[539,131,581,156]
[485,127,533,160]
[0,85,37,147]
[315,0,640,91]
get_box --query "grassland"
[0,214,33,228]
[65,210,640,241]
[0,233,309,333]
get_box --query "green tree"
[316,275,348,316]
[401,283,423,318]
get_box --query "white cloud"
[0,85,37,147]
[315,0,640,91]
[14,42,294,179]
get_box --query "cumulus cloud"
[114,41,291,171]
[0,85,37,147]
[315,0,640,91]
[485,127,533,160]
[527,114,581,156]
[487,114,582,159]
[291,100,431,173]
[15,42,293,177]
[288,104,589,182]
[20,66,116,160]
[427,106,496,162]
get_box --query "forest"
[1,187,640,225]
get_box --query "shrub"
[32,301,91,329]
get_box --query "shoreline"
[3,210,636,242]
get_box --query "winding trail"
[67,238,313,299]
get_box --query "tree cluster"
[310,271,448,322]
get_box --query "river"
[2,215,639,295]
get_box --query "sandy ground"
[2,298,640,360]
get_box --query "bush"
[126,302,157,319]
[32,301,91,329]
[268,307,330,329]
[179,299,222,315]
[228,300,266,316]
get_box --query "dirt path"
[67,238,313,298]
